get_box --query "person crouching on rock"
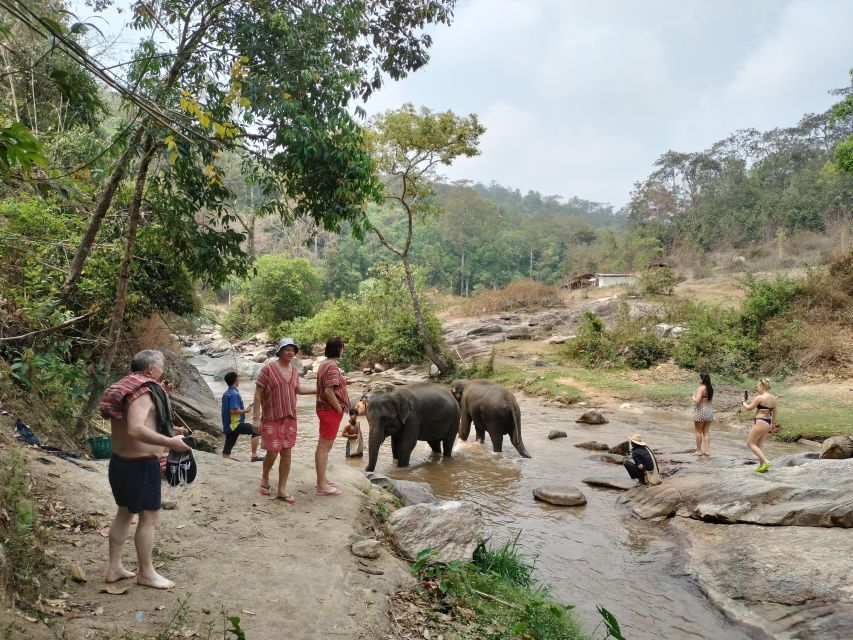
[623,433,662,487]
[221,371,260,461]
[99,349,191,589]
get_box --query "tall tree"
[367,104,484,374]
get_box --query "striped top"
[315,359,349,412]
[256,361,301,421]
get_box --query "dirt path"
[5,427,410,640]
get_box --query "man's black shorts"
[108,454,161,513]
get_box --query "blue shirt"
[221,386,245,434]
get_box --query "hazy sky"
[72,0,853,208]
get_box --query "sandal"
[250,456,265,463]
[259,483,272,496]
[275,494,296,504]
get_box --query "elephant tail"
[510,400,531,458]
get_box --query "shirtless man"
[99,350,190,589]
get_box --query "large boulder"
[390,480,436,506]
[621,459,853,527]
[820,435,853,459]
[161,350,221,436]
[188,430,219,453]
[386,500,484,563]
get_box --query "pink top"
[256,362,301,421]
[315,359,349,412]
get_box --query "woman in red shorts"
[252,338,316,504]
[315,337,349,496]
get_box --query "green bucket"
[87,435,112,460]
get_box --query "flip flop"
[250,456,265,463]
[259,484,272,496]
[316,486,342,496]
[275,494,296,504]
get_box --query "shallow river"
[207,366,800,640]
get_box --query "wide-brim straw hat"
[628,433,646,446]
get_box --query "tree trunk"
[75,135,157,435]
[60,125,146,298]
[401,256,447,375]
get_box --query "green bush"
[0,450,53,611]
[274,264,444,368]
[638,265,677,295]
[670,306,755,376]
[241,255,323,328]
[738,274,805,340]
[625,331,670,369]
[563,311,619,367]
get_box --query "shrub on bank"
[402,539,589,640]
[0,450,53,612]
[272,264,445,369]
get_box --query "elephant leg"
[428,440,442,453]
[390,435,400,464]
[397,448,412,467]
[475,425,486,443]
[488,430,503,452]
[442,432,456,457]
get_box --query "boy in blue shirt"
[221,372,261,461]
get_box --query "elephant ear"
[395,393,413,426]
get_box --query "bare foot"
[105,567,136,583]
[137,571,175,590]
[694,450,702,456]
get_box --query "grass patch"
[0,449,53,612]
[476,366,583,406]
[772,391,853,442]
[394,538,594,640]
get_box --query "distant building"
[594,273,637,288]
[562,272,638,290]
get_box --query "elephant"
[365,382,459,472]
[450,379,531,458]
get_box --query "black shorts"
[108,454,161,513]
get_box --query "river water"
[205,363,800,640]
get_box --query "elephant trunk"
[365,425,383,472]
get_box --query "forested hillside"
[0,0,851,439]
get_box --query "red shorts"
[261,418,297,452]
[317,409,344,441]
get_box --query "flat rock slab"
[621,459,853,527]
[676,518,853,639]
[575,441,609,451]
[533,485,587,506]
[582,477,635,491]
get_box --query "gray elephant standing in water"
[450,379,532,458]
[364,383,459,472]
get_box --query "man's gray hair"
[131,349,165,373]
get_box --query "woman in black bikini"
[743,378,776,472]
